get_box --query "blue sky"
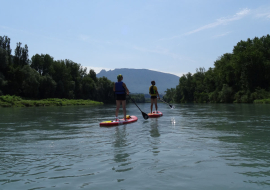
[1,0,270,77]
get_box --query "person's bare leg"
[122,100,127,120]
[115,100,121,120]
[154,98,158,112]
[150,98,154,113]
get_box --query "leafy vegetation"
[0,95,103,107]
[163,35,270,104]
[127,93,145,103]
[0,35,115,105]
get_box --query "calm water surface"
[0,103,270,190]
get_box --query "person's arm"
[123,83,129,95]
[156,87,160,99]
[113,83,115,92]
[157,91,160,99]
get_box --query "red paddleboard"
[100,115,138,127]
[148,111,163,118]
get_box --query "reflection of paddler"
[149,81,160,114]
[113,74,130,121]
[150,125,160,138]
[113,126,130,164]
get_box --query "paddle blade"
[169,104,175,109]
[142,112,149,120]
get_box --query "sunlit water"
[0,103,270,190]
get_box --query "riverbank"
[0,95,103,107]
[253,99,270,104]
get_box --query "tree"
[96,77,115,103]
[20,65,40,98]
[14,42,29,67]
[163,88,176,103]
[31,54,44,75]
[39,75,57,99]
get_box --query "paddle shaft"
[129,96,143,112]
[127,95,149,119]
[160,98,173,108]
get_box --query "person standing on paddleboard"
[149,81,160,113]
[113,74,130,121]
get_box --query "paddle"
[127,95,149,120]
[159,98,175,109]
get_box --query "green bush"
[219,84,233,103]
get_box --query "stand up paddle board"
[100,115,138,127]
[148,111,163,118]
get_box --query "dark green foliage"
[0,36,11,94]
[20,65,40,98]
[39,75,57,99]
[127,94,145,103]
[0,95,103,107]
[166,34,270,103]
[163,88,176,103]
[31,54,54,76]
[14,42,29,67]
[96,77,115,104]
[0,35,118,104]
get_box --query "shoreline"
[0,95,103,108]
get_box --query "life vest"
[115,81,125,94]
[149,85,157,96]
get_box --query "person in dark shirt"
[113,74,130,121]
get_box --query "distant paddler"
[149,80,160,113]
[113,74,130,121]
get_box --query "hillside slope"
[97,68,180,94]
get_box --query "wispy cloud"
[159,8,250,41]
[133,46,195,63]
[213,31,232,38]
[254,7,270,19]
[256,13,270,18]
[185,8,250,35]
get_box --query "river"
[0,103,270,190]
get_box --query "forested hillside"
[97,68,180,94]
[164,35,270,103]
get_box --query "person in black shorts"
[149,81,160,113]
[113,74,130,121]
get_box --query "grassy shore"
[253,99,270,104]
[0,95,103,107]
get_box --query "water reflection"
[112,126,132,174]
[149,119,160,156]
[150,119,160,138]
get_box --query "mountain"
[96,68,180,94]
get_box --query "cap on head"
[151,81,155,85]
[117,74,123,80]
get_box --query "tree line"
[163,34,270,103]
[0,35,147,104]
[0,35,116,103]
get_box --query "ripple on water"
[1,104,270,189]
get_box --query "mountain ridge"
[97,68,180,94]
